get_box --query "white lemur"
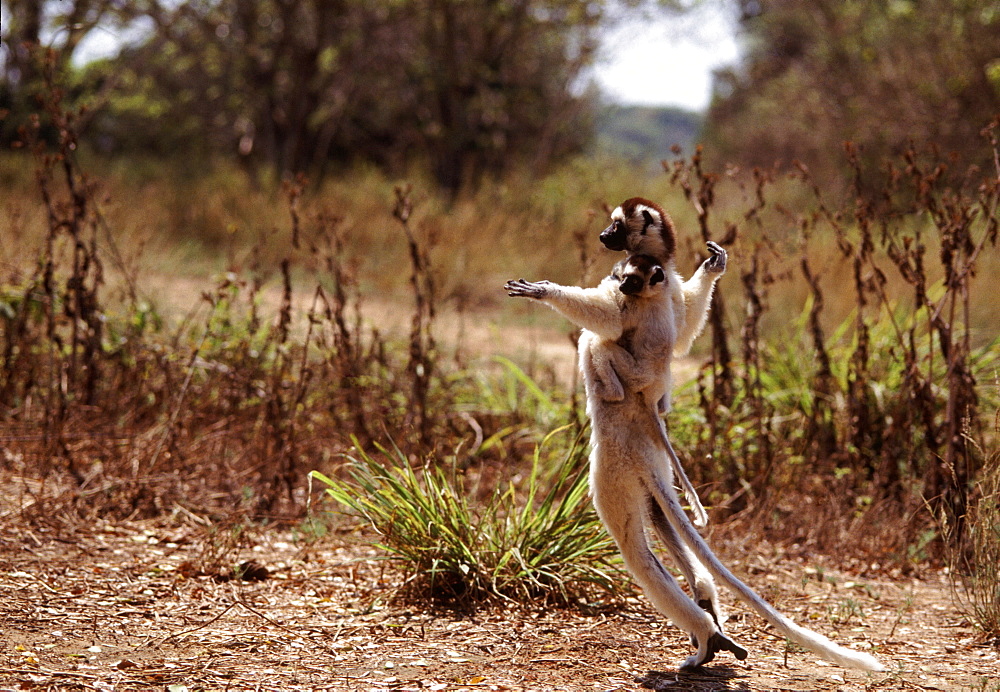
[505,255,708,528]
[505,255,747,667]
[503,200,885,672]
[507,251,742,668]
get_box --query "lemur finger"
[703,242,727,271]
[504,279,545,298]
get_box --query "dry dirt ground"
[2,513,998,692]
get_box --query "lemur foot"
[594,376,625,402]
[680,631,748,670]
[504,279,552,299]
[689,600,725,647]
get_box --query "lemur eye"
[621,275,643,294]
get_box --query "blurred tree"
[704,0,1000,182]
[407,0,602,191]
[83,0,626,191]
[1,0,119,142]
[2,0,115,81]
[3,0,698,190]
[94,1,378,171]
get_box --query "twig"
[6,667,99,680]
[232,597,341,658]
[14,570,61,594]
[155,600,240,645]
[147,328,210,472]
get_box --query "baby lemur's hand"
[703,241,727,274]
[505,279,552,299]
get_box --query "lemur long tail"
[649,472,885,672]
[647,407,708,528]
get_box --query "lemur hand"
[703,241,727,274]
[504,279,552,299]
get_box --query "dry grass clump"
[311,428,625,606]
[948,413,1000,640]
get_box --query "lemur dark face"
[600,197,677,262]
[613,254,665,297]
[600,216,630,251]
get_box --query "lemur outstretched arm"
[505,279,624,341]
[675,241,726,356]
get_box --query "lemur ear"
[641,210,654,231]
[650,266,665,286]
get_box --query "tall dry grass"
[948,412,1000,640]
[0,87,577,522]
[662,136,1000,563]
[1,83,998,610]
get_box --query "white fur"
[506,209,885,670]
[580,314,885,671]
[595,204,885,671]
[584,375,728,668]
[518,258,737,666]
[505,258,707,524]
[675,261,722,359]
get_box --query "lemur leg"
[602,341,667,395]
[647,498,724,630]
[646,472,748,668]
[643,405,708,528]
[590,461,718,665]
[592,367,625,401]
